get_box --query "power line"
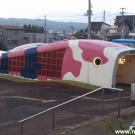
[47,15,84,17]
[91,3,103,11]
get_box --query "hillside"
[0,18,87,32]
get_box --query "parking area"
[0,80,131,135]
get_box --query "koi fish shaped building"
[0,40,135,88]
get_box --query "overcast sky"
[0,0,135,24]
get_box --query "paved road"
[0,81,131,135]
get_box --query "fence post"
[21,122,23,135]
[118,91,122,117]
[53,109,55,130]
[101,88,104,116]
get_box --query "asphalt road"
[0,81,131,135]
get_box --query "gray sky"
[1,0,135,24]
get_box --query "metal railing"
[19,87,123,135]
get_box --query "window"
[117,29,121,33]
[34,38,36,42]
[14,40,19,44]
[8,40,13,44]
[0,31,3,36]
[38,39,41,42]
[14,31,19,35]
[36,38,42,42]
[93,57,102,67]
[8,40,19,44]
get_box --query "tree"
[23,24,45,33]
[0,40,7,51]
[85,27,88,33]
[31,25,35,33]
[23,24,28,32]
[28,24,32,32]
[41,26,44,33]
[79,29,84,34]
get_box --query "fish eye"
[93,57,102,67]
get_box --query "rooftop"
[0,25,24,30]
[114,15,135,30]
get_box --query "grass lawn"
[0,74,100,90]
[0,74,37,82]
[52,80,100,90]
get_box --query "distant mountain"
[0,18,88,32]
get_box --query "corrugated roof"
[0,25,24,30]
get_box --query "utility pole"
[133,18,135,39]
[120,8,126,39]
[44,16,46,43]
[88,0,91,39]
[133,18,135,32]
[103,10,105,40]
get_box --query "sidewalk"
[45,106,135,135]
[62,114,135,135]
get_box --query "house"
[114,15,135,38]
[53,31,66,42]
[107,15,135,41]
[75,22,110,40]
[24,33,53,43]
[91,22,110,37]
[0,25,27,50]
[107,25,128,41]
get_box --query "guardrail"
[19,87,123,135]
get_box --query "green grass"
[50,80,100,90]
[0,74,100,90]
[0,74,37,82]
